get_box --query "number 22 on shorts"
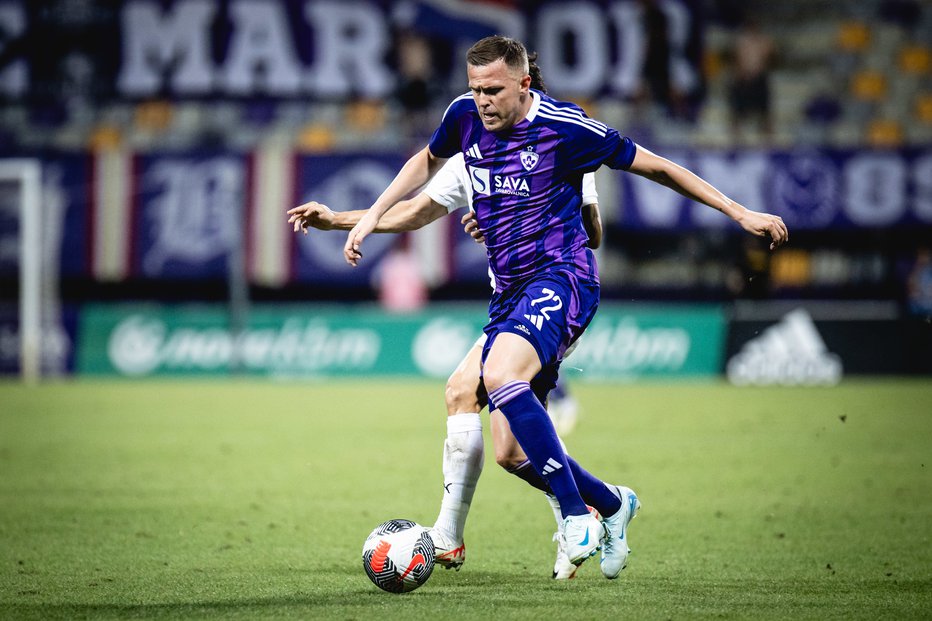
[525,288,563,329]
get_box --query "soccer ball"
[361,519,435,593]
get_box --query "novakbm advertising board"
[76,303,726,380]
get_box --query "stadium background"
[2,0,932,382]
[1,2,932,618]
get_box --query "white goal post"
[0,159,42,382]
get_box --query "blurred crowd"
[0,0,930,152]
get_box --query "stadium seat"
[898,44,932,74]
[770,249,812,288]
[345,99,387,133]
[88,124,122,150]
[851,70,888,101]
[836,22,871,53]
[296,123,336,152]
[916,93,932,123]
[703,49,725,81]
[133,100,173,134]
[866,118,904,147]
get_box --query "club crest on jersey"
[520,147,539,172]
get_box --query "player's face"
[467,59,531,133]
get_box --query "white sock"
[546,440,569,528]
[433,413,483,542]
[545,493,563,529]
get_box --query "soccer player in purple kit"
[344,35,789,576]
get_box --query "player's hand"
[344,212,378,267]
[736,208,789,250]
[287,201,336,234]
[461,211,485,244]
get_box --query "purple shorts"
[481,269,599,398]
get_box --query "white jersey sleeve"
[424,153,473,213]
[581,172,598,206]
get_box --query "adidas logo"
[523,314,544,330]
[514,323,531,336]
[542,457,563,475]
[467,143,483,159]
[727,308,842,386]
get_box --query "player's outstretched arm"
[345,147,447,266]
[628,145,788,250]
[287,195,447,235]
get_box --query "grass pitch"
[1,378,930,620]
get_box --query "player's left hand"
[736,208,789,250]
[344,211,379,267]
[287,201,336,234]
[461,211,485,244]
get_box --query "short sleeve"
[428,95,472,159]
[424,154,471,213]
[581,172,598,205]
[568,128,636,172]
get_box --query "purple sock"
[566,457,622,517]
[489,381,587,517]
[507,460,552,494]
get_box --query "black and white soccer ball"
[361,519,435,593]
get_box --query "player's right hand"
[287,201,336,234]
[461,211,485,244]
[736,208,789,250]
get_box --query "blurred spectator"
[727,236,772,299]
[375,242,428,313]
[393,31,441,144]
[638,0,684,117]
[907,248,932,317]
[728,16,774,141]
[879,0,922,31]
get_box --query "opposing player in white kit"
[288,150,601,580]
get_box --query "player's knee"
[444,372,481,415]
[480,364,508,395]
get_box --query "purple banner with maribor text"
[0,0,702,103]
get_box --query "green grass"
[1,379,930,620]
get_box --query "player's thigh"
[482,332,542,393]
[445,342,487,415]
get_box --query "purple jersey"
[429,89,636,292]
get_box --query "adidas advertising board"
[726,309,842,386]
[725,301,909,385]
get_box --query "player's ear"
[519,73,531,93]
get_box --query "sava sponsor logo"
[571,318,690,373]
[468,165,530,197]
[107,315,379,376]
[727,308,842,385]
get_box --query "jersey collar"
[525,90,541,124]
